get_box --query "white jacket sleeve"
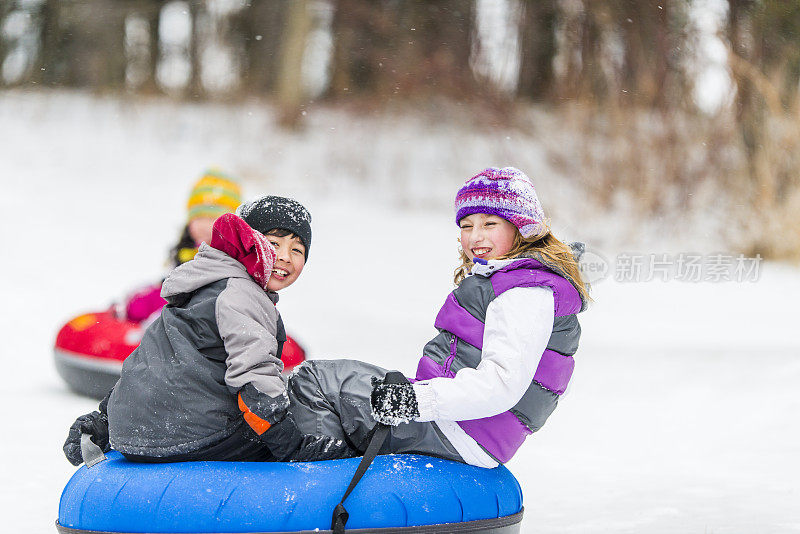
[412,286,554,422]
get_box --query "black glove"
[258,414,356,462]
[64,390,113,466]
[63,411,111,466]
[370,373,420,426]
[292,433,358,462]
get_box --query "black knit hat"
[236,196,312,259]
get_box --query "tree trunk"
[517,0,557,101]
[235,0,287,95]
[326,0,477,101]
[326,0,379,98]
[276,0,311,127]
[0,1,13,85]
[186,0,204,99]
[616,1,678,108]
[139,1,162,94]
[578,2,607,102]
[102,11,128,90]
[728,0,771,204]
[32,0,62,86]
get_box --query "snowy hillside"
[1,90,798,533]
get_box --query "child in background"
[171,169,243,265]
[64,196,354,464]
[284,166,589,467]
[123,169,242,324]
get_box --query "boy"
[64,196,354,464]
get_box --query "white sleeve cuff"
[412,383,438,422]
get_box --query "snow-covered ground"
[1,90,798,533]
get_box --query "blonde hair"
[453,227,591,303]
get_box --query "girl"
[123,169,242,323]
[286,166,589,467]
[64,196,354,465]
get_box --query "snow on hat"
[186,169,242,221]
[454,167,546,238]
[236,195,312,259]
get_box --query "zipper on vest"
[444,334,458,376]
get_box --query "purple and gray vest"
[415,255,585,463]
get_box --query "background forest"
[3,0,800,258]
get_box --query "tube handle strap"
[80,433,106,468]
[331,371,407,533]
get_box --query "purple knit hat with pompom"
[454,167,546,238]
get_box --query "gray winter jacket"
[107,244,288,457]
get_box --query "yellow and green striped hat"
[186,169,242,221]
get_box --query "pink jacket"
[125,284,167,323]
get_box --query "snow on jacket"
[107,243,287,457]
[412,251,586,466]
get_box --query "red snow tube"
[54,310,307,399]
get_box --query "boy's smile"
[459,213,517,261]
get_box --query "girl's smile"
[459,213,517,261]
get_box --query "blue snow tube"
[56,451,524,533]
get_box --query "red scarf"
[210,213,276,290]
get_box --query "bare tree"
[187,0,204,98]
[517,0,557,101]
[726,0,800,257]
[138,0,164,94]
[613,1,690,108]
[276,0,311,126]
[233,0,288,95]
[0,1,14,85]
[327,0,478,101]
[31,0,64,86]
